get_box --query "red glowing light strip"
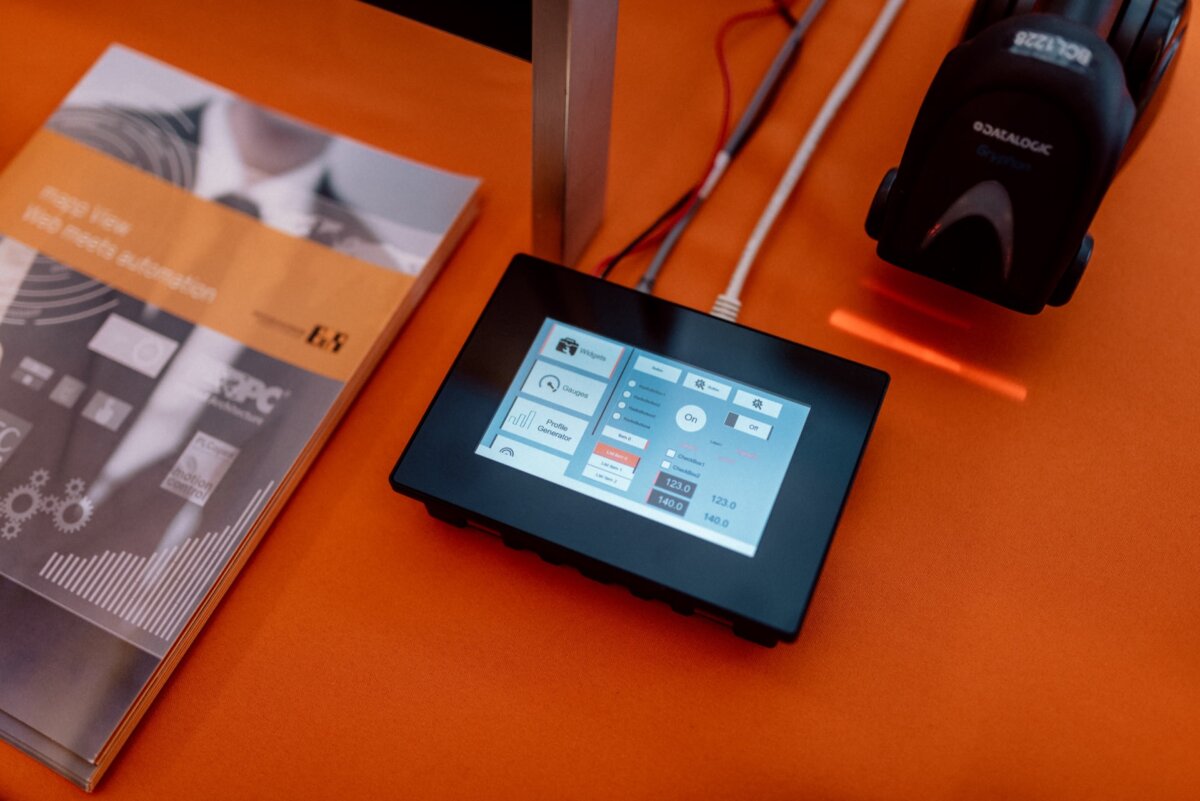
[829,309,1028,402]
[858,276,972,329]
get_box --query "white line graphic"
[36,483,275,641]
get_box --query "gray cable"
[636,0,829,294]
[713,0,907,322]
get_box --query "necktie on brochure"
[212,192,261,220]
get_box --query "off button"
[675,404,706,432]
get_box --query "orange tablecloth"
[2,1,1198,798]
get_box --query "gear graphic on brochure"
[53,495,94,534]
[2,483,41,523]
[0,469,97,539]
[39,493,61,514]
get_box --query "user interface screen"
[475,319,810,557]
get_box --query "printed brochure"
[0,44,479,789]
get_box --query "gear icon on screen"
[30,468,50,488]
[53,495,94,534]
[2,519,20,540]
[2,484,41,523]
[64,478,86,500]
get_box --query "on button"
[675,404,706,432]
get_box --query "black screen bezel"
[390,255,888,640]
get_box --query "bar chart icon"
[35,482,273,642]
[508,407,535,430]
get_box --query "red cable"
[592,3,788,277]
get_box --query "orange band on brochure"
[0,128,413,382]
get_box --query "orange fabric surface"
[2,1,1199,798]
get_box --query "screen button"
[683,372,731,400]
[633,355,681,384]
[488,434,570,477]
[539,323,625,379]
[732,389,783,419]
[520,359,607,417]
[501,397,589,455]
[675,404,706,432]
[601,425,648,450]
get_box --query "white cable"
[712,0,908,322]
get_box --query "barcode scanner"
[866,0,1189,313]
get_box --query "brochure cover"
[0,44,479,789]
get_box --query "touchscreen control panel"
[476,319,809,557]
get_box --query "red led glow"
[857,276,972,329]
[829,309,1028,402]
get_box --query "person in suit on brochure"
[48,96,404,270]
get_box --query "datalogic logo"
[973,121,1053,156]
[0,407,32,470]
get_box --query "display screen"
[475,319,810,556]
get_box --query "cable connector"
[711,293,742,322]
[711,0,907,321]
